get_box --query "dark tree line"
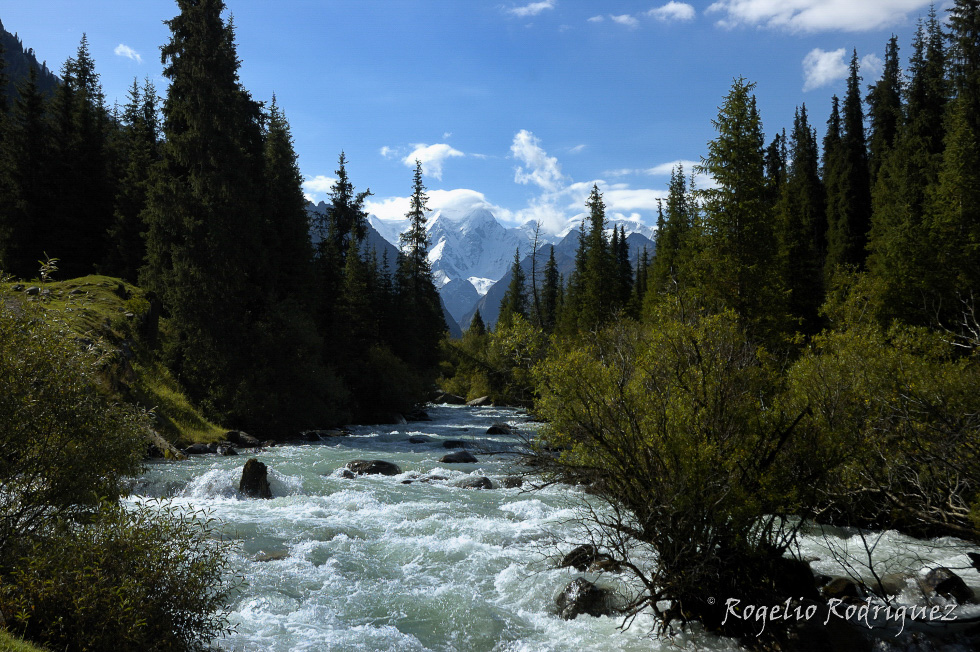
[0,0,445,435]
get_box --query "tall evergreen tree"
[539,245,560,333]
[1,67,52,278]
[694,78,784,342]
[318,151,371,258]
[563,185,614,332]
[498,247,529,328]
[395,161,444,371]
[141,0,272,426]
[868,13,948,322]
[104,78,159,281]
[825,52,873,277]
[777,104,826,333]
[867,36,903,184]
[648,165,692,298]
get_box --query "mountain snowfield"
[308,201,656,330]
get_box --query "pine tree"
[262,95,314,301]
[868,13,949,322]
[825,52,873,278]
[777,104,826,333]
[394,161,444,371]
[694,78,784,342]
[539,245,560,333]
[498,247,529,328]
[469,309,487,336]
[104,78,159,281]
[1,67,52,278]
[319,151,371,259]
[141,0,272,425]
[866,36,903,184]
[648,165,692,299]
[48,35,115,278]
[614,224,632,309]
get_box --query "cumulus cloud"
[861,53,884,79]
[646,2,696,22]
[506,0,556,17]
[611,14,640,27]
[380,146,396,159]
[402,143,465,181]
[587,15,604,22]
[511,130,565,192]
[114,44,142,64]
[302,175,337,202]
[802,48,848,91]
[707,0,931,32]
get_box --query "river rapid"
[128,404,980,652]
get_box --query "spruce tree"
[104,78,159,281]
[694,78,784,342]
[141,0,272,426]
[825,52,872,278]
[469,309,487,336]
[498,247,529,328]
[2,67,52,278]
[649,165,692,298]
[319,151,371,258]
[395,161,444,372]
[539,245,560,333]
[566,184,615,331]
[866,36,903,184]
[777,104,826,333]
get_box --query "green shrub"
[0,502,235,652]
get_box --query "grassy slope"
[0,275,225,447]
[0,630,48,652]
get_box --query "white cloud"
[587,15,604,22]
[861,53,884,79]
[568,144,586,154]
[511,130,565,192]
[707,0,931,32]
[643,159,702,175]
[646,2,696,22]
[114,44,142,64]
[302,175,337,202]
[610,14,640,27]
[380,146,396,159]
[443,131,453,140]
[506,0,556,17]
[802,47,847,91]
[402,143,465,181]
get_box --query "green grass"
[1,275,225,446]
[0,630,47,652]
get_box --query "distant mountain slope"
[460,229,655,331]
[1,19,60,105]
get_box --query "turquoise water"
[128,405,980,651]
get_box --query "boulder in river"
[486,423,513,435]
[440,450,477,464]
[405,409,432,422]
[184,442,215,455]
[432,392,466,405]
[346,460,402,476]
[453,475,493,490]
[820,577,865,603]
[408,436,430,444]
[239,458,272,499]
[556,578,614,620]
[442,440,468,449]
[466,396,492,406]
[499,475,523,489]
[226,430,262,447]
[920,567,975,604]
[559,545,611,572]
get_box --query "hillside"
[0,19,60,104]
[0,274,225,451]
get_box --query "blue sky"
[2,0,944,233]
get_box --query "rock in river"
[239,458,272,499]
[440,450,477,464]
[346,460,402,476]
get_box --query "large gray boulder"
[440,450,477,464]
[346,460,402,476]
[555,578,614,620]
[239,458,272,499]
[453,475,493,490]
[921,567,975,604]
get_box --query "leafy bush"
[532,304,831,642]
[0,502,235,652]
[0,302,146,553]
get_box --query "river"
[128,404,980,651]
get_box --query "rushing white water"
[128,405,980,651]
